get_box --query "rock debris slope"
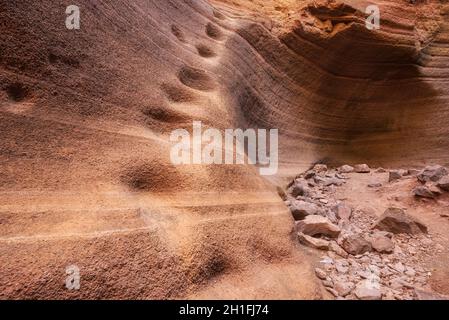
[0,0,449,299]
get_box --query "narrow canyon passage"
[0,0,449,299]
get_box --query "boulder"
[373,207,428,234]
[354,164,370,173]
[333,203,352,221]
[417,165,448,183]
[296,215,341,238]
[338,233,372,255]
[389,170,402,182]
[437,176,449,191]
[298,232,330,250]
[369,232,395,253]
[338,165,354,173]
[289,200,319,220]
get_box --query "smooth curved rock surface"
[1,0,449,299]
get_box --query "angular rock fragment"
[354,280,381,300]
[296,215,341,238]
[298,232,330,250]
[338,165,354,173]
[413,185,437,199]
[328,241,349,258]
[335,259,349,274]
[389,170,403,182]
[354,164,370,173]
[414,289,449,300]
[407,169,420,176]
[325,287,339,297]
[315,267,327,280]
[368,182,382,188]
[417,165,448,183]
[289,200,319,220]
[313,164,328,173]
[314,176,344,186]
[373,207,428,234]
[334,281,354,297]
[304,170,316,179]
[332,202,352,221]
[290,179,310,197]
[338,232,372,255]
[369,231,395,253]
[437,176,449,191]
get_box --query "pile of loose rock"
[410,165,449,199]
[285,163,446,300]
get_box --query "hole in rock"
[5,83,29,102]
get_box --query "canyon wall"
[0,0,448,299]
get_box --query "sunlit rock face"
[0,0,448,299]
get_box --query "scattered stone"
[296,215,341,238]
[369,232,395,254]
[313,164,328,173]
[288,165,440,300]
[354,280,381,300]
[325,287,339,297]
[338,233,372,255]
[290,179,310,197]
[391,262,405,273]
[335,260,349,274]
[383,290,397,300]
[315,268,327,280]
[338,165,354,173]
[413,185,436,199]
[417,165,448,183]
[389,170,403,182]
[304,170,315,179]
[407,169,420,176]
[298,232,330,250]
[334,281,354,297]
[328,241,349,258]
[405,267,416,277]
[334,173,345,179]
[374,207,428,234]
[354,164,371,173]
[368,182,383,188]
[320,256,334,266]
[333,203,352,221]
[415,289,449,300]
[314,176,344,187]
[376,167,387,173]
[427,182,443,195]
[437,176,449,191]
[290,200,319,220]
[390,277,413,289]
